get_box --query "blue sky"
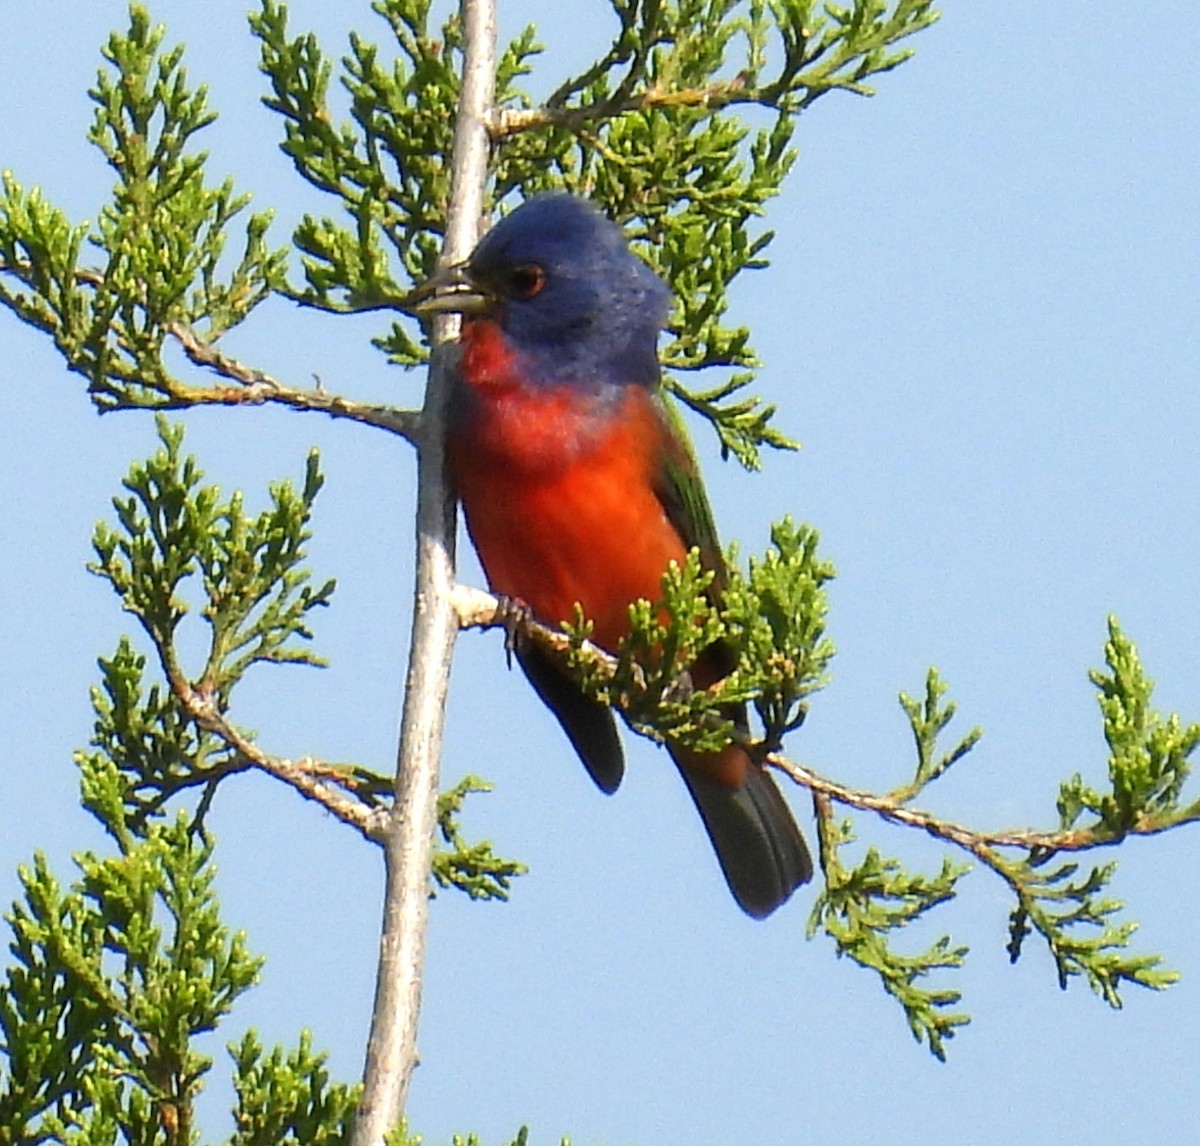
[2,3,1198,1143]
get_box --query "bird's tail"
[671,743,813,919]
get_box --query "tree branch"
[490,79,758,139]
[169,322,421,441]
[450,586,1200,865]
[148,657,384,839]
[351,0,494,1140]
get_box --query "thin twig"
[451,585,1200,861]
[1,264,423,440]
[490,79,755,138]
[490,70,872,142]
[768,753,1200,855]
[170,323,422,442]
[168,680,383,841]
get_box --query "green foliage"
[0,412,527,1140]
[809,816,969,1061]
[82,417,523,907]
[561,548,728,750]
[561,518,834,760]
[250,0,458,366]
[91,415,333,696]
[998,617,1196,1005]
[0,5,286,412]
[1060,617,1200,834]
[723,517,836,744]
[83,415,333,822]
[0,798,510,1144]
[0,172,89,348]
[804,669,973,1059]
[79,635,232,832]
[229,1030,359,1144]
[0,809,261,1144]
[1001,851,1176,1007]
[890,669,982,804]
[433,777,528,901]
[612,551,734,751]
[801,626,1194,1057]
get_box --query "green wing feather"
[651,390,740,681]
[650,391,814,914]
[651,391,729,594]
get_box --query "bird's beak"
[401,262,492,316]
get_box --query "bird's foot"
[492,593,534,669]
[660,668,695,705]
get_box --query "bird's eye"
[508,263,546,299]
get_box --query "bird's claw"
[493,593,534,669]
[659,669,695,705]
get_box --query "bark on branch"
[351,1,495,1141]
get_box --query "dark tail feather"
[674,751,813,919]
[515,644,624,794]
[517,641,808,914]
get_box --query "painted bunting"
[427,193,812,917]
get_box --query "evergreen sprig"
[78,636,238,832]
[229,1030,359,1144]
[1002,851,1177,1006]
[83,418,522,905]
[89,416,335,707]
[890,669,983,804]
[561,549,735,753]
[995,617,1195,1005]
[433,777,528,901]
[809,812,969,1061]
[0,813,261,1144]
[0,809,536,1143]
[888,641,1185,1035]
[802,663,972,1060]
[723,517,836,745]
[251,0,455,366]
[1060,618,1200,835]
[0,6,286,413]
[561,517,834,759]
[77,415,331,829]
[742,621,1192,1055]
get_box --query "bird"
[423,192,812,917]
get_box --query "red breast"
[449,320,688,653]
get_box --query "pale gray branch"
[169,680,384,839]
[452,586,1196,865]
[351,0,496,1140]
[170,322,422,442]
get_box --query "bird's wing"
[651,391,814,912]
[514,643,625,794]
[652,394,726,575]
[650,391,738,682]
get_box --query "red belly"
[448,369,684,650]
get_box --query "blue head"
[464,193,672,390]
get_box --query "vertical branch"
[352,1,495,1142]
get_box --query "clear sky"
[2,3,1198,1144]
